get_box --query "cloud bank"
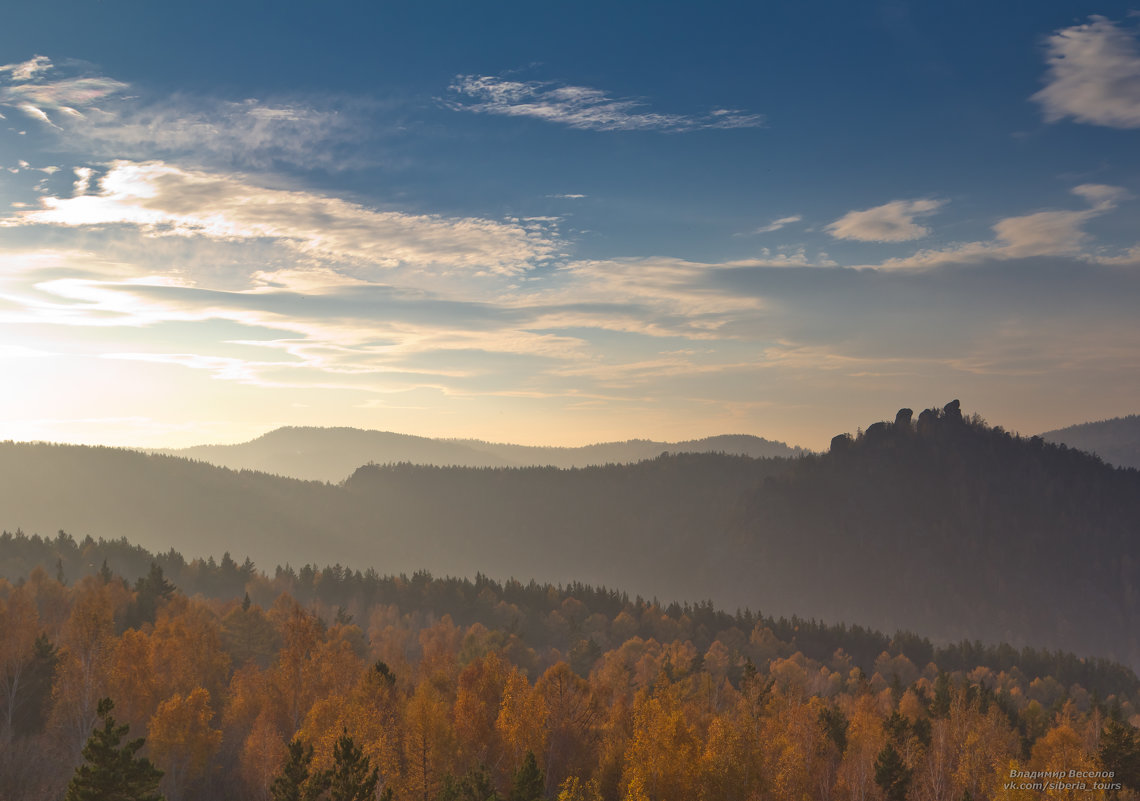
[8,161,560,275]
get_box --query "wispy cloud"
[0,56,370,169]
[750,215,802,234]
[0,55,53,82]
[826,199,943,242]
[1033,16,1140,128]
[446,75,764,132]
[0,56,126,127]
[878,184,1130,268]
[6,160,561,275]
[78,96,370,169]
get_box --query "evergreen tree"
[12,632,58,737]
[439,766,498,801]
[329,730,380,801]
[819,705,848,752]
[1098,718,1140,795]
[64,697,164,801]
[126,563,176,629]
[509,752,544,801]
[873,742,911,801]
[270,738,328,801]
[930,671,951,718]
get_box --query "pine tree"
[125,563,176,628]
[439,766,499,801]
[873,742,911,801]
[12,632,58,737]
[64,697,164,801]
[270,738,329,801]
[930,671,951,718]
[509,751,544,801]
[329,730,380,801]
[1099,718,1140,794]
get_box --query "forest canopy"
[2,531,1139,800]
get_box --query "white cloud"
[16,103,57,128]
[447,75,765,132]
[987,185,1127,258]
[7,160,561,275]
[878,184,1129,268]
[989,209,1094,258]
[0,55,53,82]
[0,56,368,169]
[751,215,802,234]
[1033,16,1140,128]
[826,199,943,242]
[522,255,821,340]
[72,166,93,194]
[0,56,126,129]
[1071,182,1131,209]
[3,76,126,110]
[76,97,367,169]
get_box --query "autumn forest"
[0,527,1139,801]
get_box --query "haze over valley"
[5,402,1138,670]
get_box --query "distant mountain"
[161,427,516,482]
[1040,414,1140,469]
[159,426,803,482]
[3,402,1138,668]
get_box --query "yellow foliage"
[148,686,223,801]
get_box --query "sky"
[0,1,1138,450]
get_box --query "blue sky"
[0,1,1138,449]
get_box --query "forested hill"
[446,433,804,471]
[157,426,802,482]
[1041,414,1140,469]
[2,401,1138,668]
[0,443,357,571]
[721,402,1140,669]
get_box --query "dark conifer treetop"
[64,698,164,801]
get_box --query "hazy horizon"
[0,406,1128,453]
[3,424,798,452]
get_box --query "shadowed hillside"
[723,401,1140,668]
[1041,414,1140,469]
[3,401,1138,668]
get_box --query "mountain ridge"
[157,426,804,482]
[2,402,1137,668]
